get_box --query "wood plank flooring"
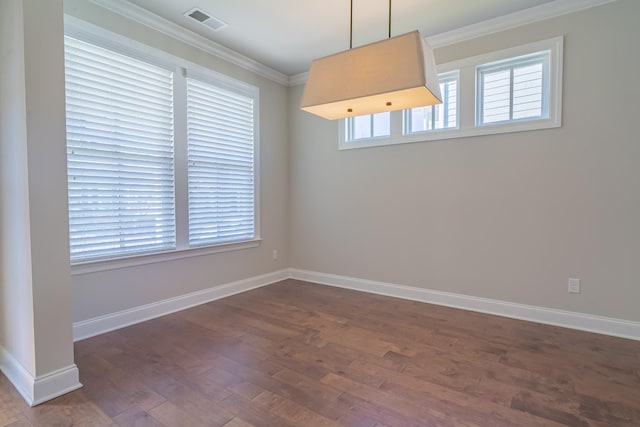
[1,279,639,426]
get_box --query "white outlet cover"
[568,278,581,294]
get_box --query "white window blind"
[477,52,549,125]
[64,36,176,262]
[405,72,458,133]
[187,78,256,246]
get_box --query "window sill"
[339,116,561,150]
[71,238,262,276]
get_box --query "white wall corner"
[73,269,290,341]
[288,269,640,342]
[0,346,81,406]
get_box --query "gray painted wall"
[289,0,640,322]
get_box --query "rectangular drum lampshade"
[301,30,442,120]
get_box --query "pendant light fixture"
[301,0,442,120]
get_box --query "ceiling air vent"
[184,8,227,31]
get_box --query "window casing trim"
[472,36,562,132]
[338,36,563,150]
[64,15,261,270]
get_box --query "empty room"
[1,0,639,426]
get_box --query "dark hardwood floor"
[1,279,639,426]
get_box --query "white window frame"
[403,70,460,134]
[346,112,391,141]
[476,52,550,127]
[65,16,261,274]
[338,36,562,150]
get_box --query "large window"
[63,32,259,264]
[339,37,562,150]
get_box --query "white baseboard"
[73,269,290,341]
[0,346,82,406]
[289,269,640,341]
[31,365,82,406]
[71,267,640,343]
[0,346,35,405]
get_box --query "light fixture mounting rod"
[388,0,392,38]
[350,0,353,49]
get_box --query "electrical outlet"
[568,278,581,294]
[272,249,278,261]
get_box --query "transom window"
[405,71,459,134]
[477,52,549,125]
[338,37,562,150]
[346,112,391,141]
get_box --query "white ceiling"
[125,0,557,76]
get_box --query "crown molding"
[288,72,309,87]
[290,0,616,86]
[89,0,289,86]
[90,0,615,88]
[427,0,616,48]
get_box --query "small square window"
[477,52,550,126]
[346,112,391,141]
[405,72,459,134]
